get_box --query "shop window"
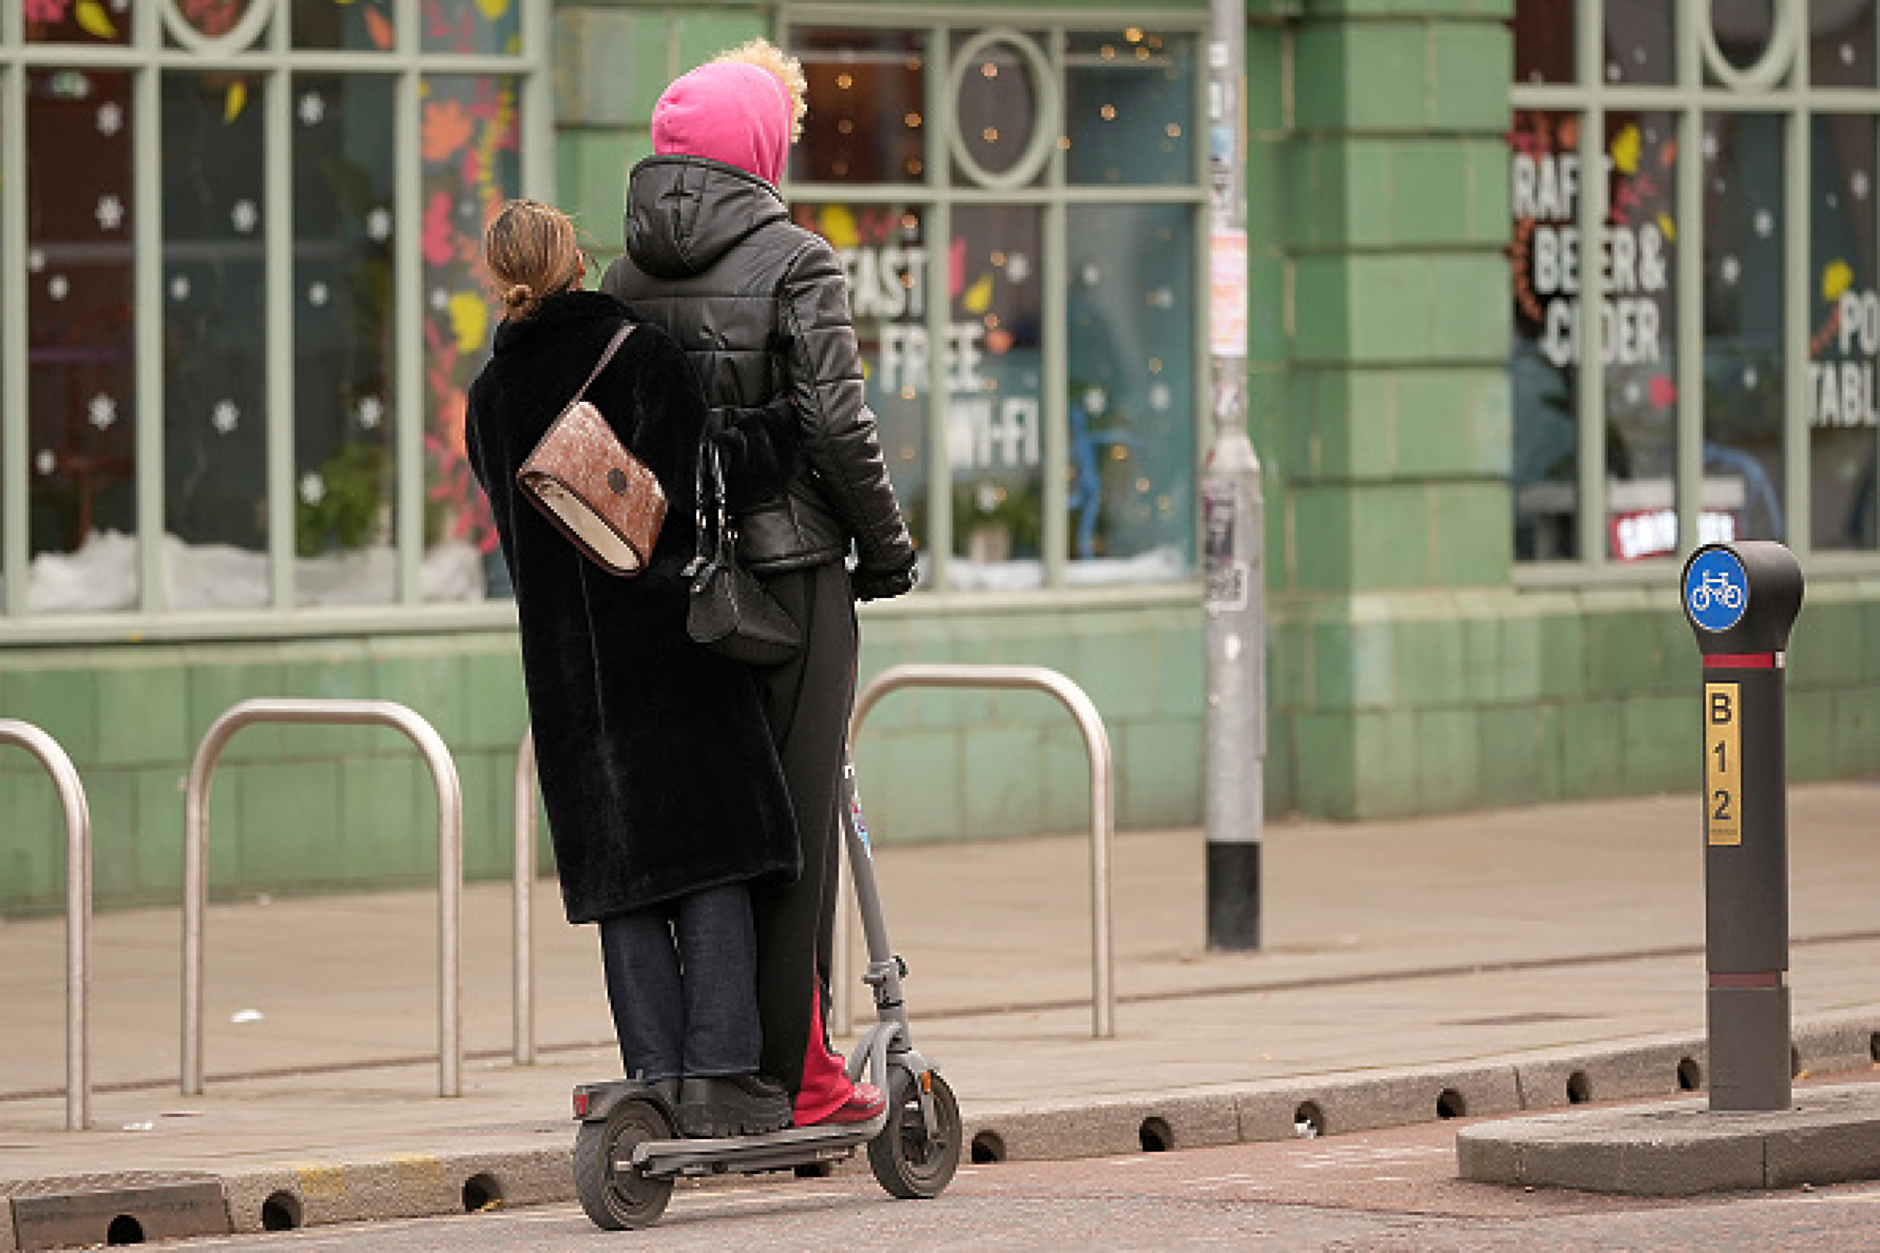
[788,21,1202,592]
[3,1,534,616]
[1064,29,1193,186]
[1510,0,1880,565]
[1067,204,1195,574]
[26,67,136,609]
[1810,113,1880,548]
[293,0,397,52]
[292,74,396,587]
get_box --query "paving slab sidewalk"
[1,783,1878,1242]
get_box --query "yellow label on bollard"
[1705,682,1742,846]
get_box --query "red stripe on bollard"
[1701,652,1777,668]
[1708,971,1785,989]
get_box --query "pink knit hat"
[652,61,793,185]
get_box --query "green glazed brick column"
[1279,1,1515,816]
[552,2,772,260]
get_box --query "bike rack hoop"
[0,720,93,1130]
[182,699,464,1097]
[843,663,1115,1039]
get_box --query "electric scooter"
[571,755,964,1229]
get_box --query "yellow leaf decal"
[962,272,993,315]
[1609,123,1641,176]
[74,0,116,40]
[448,292,489,355]
[1824,259,1855,302]
[224,81,248,125]
[477,0,510,18]
[1657,212,1676,243]
[820,204,859,251]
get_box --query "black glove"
[852,560,919,603]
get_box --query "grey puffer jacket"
[601,155,917,587]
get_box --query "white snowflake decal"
[356,396,384,430]
[1743,365,1760,389]
[1083,387,1109,416]
[1844,43,1857,66]
[211,400,240,435]
[299,473,327,506]
[1720,255,1741,286]
[297,92,327,127]
[1854,171,1872,200]
[35,449,56,476]
[27,248,45,273]
[1752,209,1774,238]
[95,102,123,137]
[87,394,118,431]
[1148,382,1171,411]
[170,274,192,302]
[48,275,70,301]
[307,281,329,308]
[365,207,393,242]
[230,199,259,234]
[95,194,125,232]
[1703,131,1721,161]
[430,287,449,311]
[1004,254,1031,284]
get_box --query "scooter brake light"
[572,1090,590,1118]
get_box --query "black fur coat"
[466,289,800,923]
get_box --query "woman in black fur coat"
[466,200,803,1137]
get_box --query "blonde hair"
[714,38,808,144]
[483,199,584,321]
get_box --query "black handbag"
[684,439,801,666]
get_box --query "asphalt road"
[162,1119,1880,1251]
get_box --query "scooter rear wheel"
[573,1098,674,1229]
[867,1067,962,1200]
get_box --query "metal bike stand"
[513,727,536,1065]
[836,663,1116,1039]
[182,699,464,1097]
[0,720,93,1129]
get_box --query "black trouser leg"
[753,562,856,1096]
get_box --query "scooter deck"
[628,1108,891,1179]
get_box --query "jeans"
[597,881,762,1082]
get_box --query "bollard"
[1679,540,1804,1113]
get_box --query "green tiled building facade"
[4,1,1877,913]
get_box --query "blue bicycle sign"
[1684,546,1749,633]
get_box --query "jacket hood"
[623,155,790,280]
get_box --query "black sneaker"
[677,1073,792,1138]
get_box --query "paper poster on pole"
[1210,230,1248,358]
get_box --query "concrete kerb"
[11,1014,1880,1246]
[216,1146,573,1235]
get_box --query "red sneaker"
[806,1081,885,1126]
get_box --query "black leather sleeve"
[776,236,918,577]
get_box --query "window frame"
[1511,0,1880,583]
[782,8,1212,594]
[0,0,551,634]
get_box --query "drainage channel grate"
[3,1172,227,1252]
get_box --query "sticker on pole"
[1684,547,1749,633]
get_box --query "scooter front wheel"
[867,1067,962,1200]
[573,1098,674,1230]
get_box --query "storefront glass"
[26,67,136,610]
[1,3,535,617]
[788,21,1203,592]
[1510,0,1880,565]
